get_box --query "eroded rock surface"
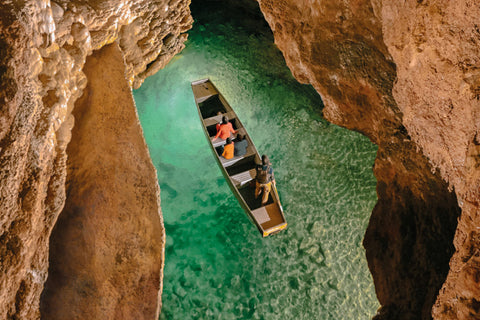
[257,0,478,319]
[0,0,191,319]
[380,3,480,318]
[2,0,479,319]
[40,42,164,320]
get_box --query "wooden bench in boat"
[203,111,236,127]
[231,168,256,187]
[191,80,218,103]
[211,127,248,148]
[252,203,286,230]
[220,146,255,167]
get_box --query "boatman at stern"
[255,155,275,206]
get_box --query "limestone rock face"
[0,0,191,319]
[40,42,164,320]
[380,2,480,319]
[257,0,477,319]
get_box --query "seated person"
[222,138,234,160]
[213,116,236,140]
[234,134,248,156]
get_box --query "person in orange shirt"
[213,116,236,140]
[222,138,234,160]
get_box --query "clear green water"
[133,2,379,319]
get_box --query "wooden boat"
[191,78,287,237]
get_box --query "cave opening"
[136,0,461,319]
[133,0,380,319]
[36,1,463,319]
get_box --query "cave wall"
[256,0,477,319]
[1,0,479,319]
[381,3,480,317]
[40,42,164,320]
[0,0,192,319]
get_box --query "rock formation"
[1,0,479,319]
[0,0,191,319]
[257,0,478,319]
[40,42,164,320]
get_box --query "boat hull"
[191,78,287,237]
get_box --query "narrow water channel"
[133,2,380,319]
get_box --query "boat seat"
[251,206,271,224]
[191,79,219,103]
[211,128,247,148]
[203,111,236,127]
[231,168,256,187]
[212,138,227,148]
[220,146,256,167]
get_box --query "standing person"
[233,134,248,156]
[213,116,236,140]
[255,155,275,205]
[222,138,234,160]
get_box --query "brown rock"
[257,0,475,318]
[40,42,164,320]
[2,0,479,318]
[0,1,192,319]
[379,3,480,317]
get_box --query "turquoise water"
[133,2,379,319]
